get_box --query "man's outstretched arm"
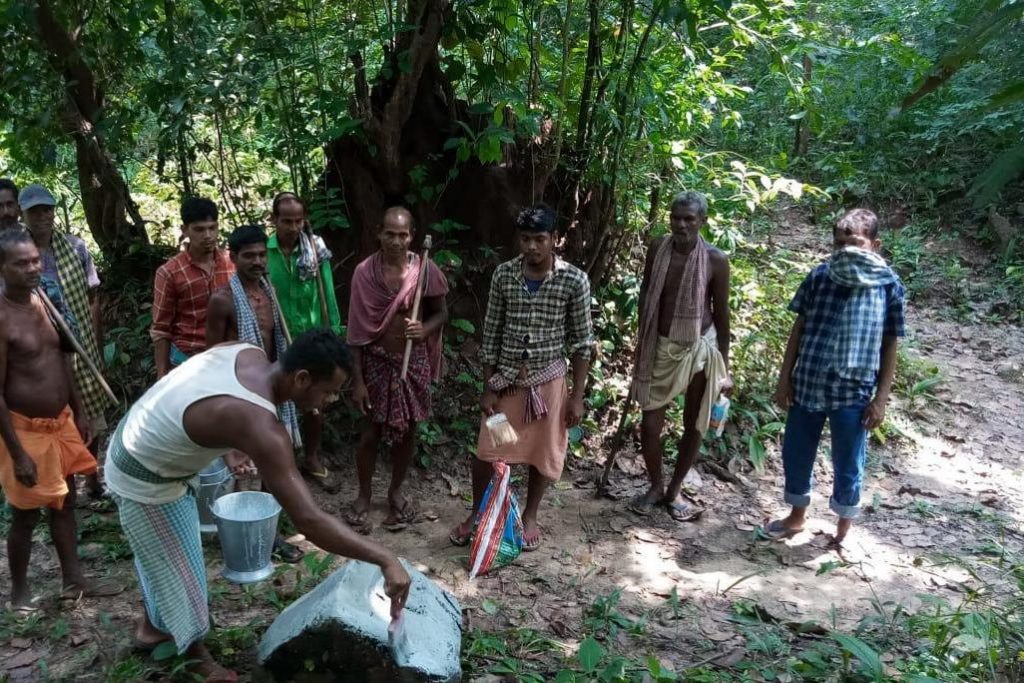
[237,412,411,615]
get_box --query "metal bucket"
[212,491,281,584]
[196,458,234,535]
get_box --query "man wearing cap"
[0,179,21,231]
[20,184,113,498]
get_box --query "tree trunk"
[33,0,149,260]
[792,2,815,158]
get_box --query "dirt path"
[2,218,1022,681]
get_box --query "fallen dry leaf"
[702,628,735,642]
[633,529,661,544]
[609,517,629,533]
[714,648,746,667]
[7,649,42,669]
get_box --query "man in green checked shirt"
[449,205,595,552]
[266,192,342,486]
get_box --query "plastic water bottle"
[709,395,730,437]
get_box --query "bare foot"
[10,586,35,611]
[830,518,853,547]
[187,642,238,682]
[134,616,171,650]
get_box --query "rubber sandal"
[343,507,372,535]
[762,519,803,541]
[303,467,341,494]
[628,495,657,516]
[60,580,125,600]
[383,499,417,532]
[523,528,542,552]
[448,521,474,547]
[9,603,41,615]
[665,500,704,522]
[273,538,305,564]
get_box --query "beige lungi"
[475,376,568,481]
[641,327,727,434]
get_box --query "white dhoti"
[639,327,727,434]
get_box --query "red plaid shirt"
[150,249,234,355]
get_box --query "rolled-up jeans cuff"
[784,490,811,508]
[830,497,860,519]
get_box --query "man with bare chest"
[628,191,733,522]
[206,225,305,562]
[345,207,449,532]
[0,230,118,610]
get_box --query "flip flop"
[303,467,341,494]
[9,603,41,616]
[273,537,305,563]
[628,495,657,516]
[522,527,542,552]
[60,580,125,600]
[87,498,114,513]
[448,521,474,547]
[343,507,372,535]
[382,499,417,533]
[762,519,803,541]
[665,500,704,523]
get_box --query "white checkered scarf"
[229,274,302,447]
[296,231,333,282]
[53,233,112,418]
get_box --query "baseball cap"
[18,184,57,211]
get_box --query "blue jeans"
[781,402,867,519]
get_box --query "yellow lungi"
[641,327,726,434]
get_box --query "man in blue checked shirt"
[768,209,906,546]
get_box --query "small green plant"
[584,589,645,638]
[101,654,161,682]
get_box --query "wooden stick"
[597,395,634,496]
[263,277,321,416]
[400,235,433,380]
[35,288,119,405]
[262,276,292,346]
[304,222,331,325]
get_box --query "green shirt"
[266,232,342,336]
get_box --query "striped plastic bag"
[468,461,524,578]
